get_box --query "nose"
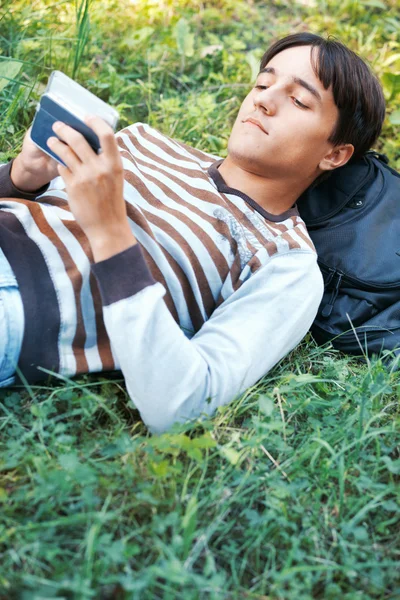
[253,87,277,116]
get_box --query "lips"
[243,117,268,134]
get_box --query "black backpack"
[298,152,400,356]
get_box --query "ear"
[319,143,354,171]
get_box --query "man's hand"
[47,116,137,262]
[10,127,59,193]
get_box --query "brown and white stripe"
[3,122,316,380]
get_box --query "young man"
[0,33,385,433]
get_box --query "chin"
[228,143,270,173]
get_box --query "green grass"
[0,0,399,598]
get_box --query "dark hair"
[259,33,386,159]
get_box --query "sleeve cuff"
[91,243,157,306]
[0,160,50,200]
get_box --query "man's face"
[227,45,340,180]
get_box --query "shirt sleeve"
[92,243,324,434]
[0,161,50,200]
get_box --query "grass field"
[0,0,400,598]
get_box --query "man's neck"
[218,156,314,215]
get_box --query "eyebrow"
[258,67,322,104]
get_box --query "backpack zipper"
[321,270,343,318]
[311,322,400,348]
[319,260,400,291]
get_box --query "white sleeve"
[93,245,323,434]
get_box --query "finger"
[52,121,96,164]
[47,136,81,171]
[84,115,118,160]
[57,162,72,183]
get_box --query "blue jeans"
[0,247,24,387]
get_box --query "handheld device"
[30,71,119,166]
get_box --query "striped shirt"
[0,123,323,432]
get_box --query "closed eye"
[292,97,309,109]
[254,84,310,110]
